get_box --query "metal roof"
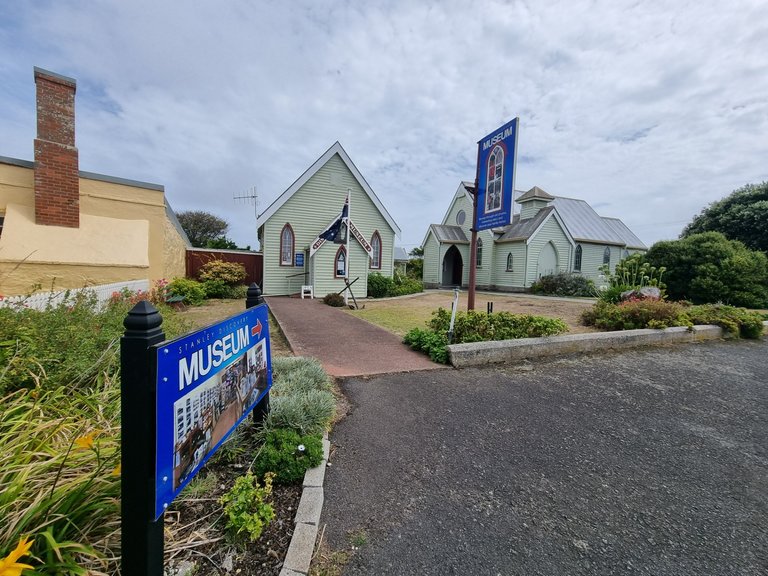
[394,246,410,261]
[429,224,469,244]
[550,197,627,246]
[517,186,554,202]
[496,207,554,242]
[601,217,647,250]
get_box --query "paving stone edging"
[448,322,768,367]
[279,433,330,576]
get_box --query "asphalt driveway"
[321,340,768,575]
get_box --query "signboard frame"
[152,304,272,519]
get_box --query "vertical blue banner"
[475,118,519,231]
[153,304,272,519]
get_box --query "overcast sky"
[2,0,767,252]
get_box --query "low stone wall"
[447,325,729,368]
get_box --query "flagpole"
[345,189,351,305]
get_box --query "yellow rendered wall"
[0,161,187,296]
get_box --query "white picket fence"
[0,279,150,311]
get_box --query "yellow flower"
[74,433,95,450]
[111,463,122,476]
[0,536,34,576]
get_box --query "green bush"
[202,279,247,299]
[597,284,633,304]
[403,327,449,363]
[0,291,191,395]
[686,304,766,338]
[252,428,323,484]
[167,277,207,306]
[198,260,247,285]
[367,272,423,298]
[272,356,331,395]
[581,300,687,331]
[530,272,595,297]
[644,232,768,307]
[404,307,568,364]
[323,292,346,307]
[367,273,393,298]
[219,471,275,541]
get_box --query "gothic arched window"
[280,224,294,266]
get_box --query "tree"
[681,182,768,253]
[407,246,424,279]
[644,232,768,308]
[177,211,230,248]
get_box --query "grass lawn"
[344,291,597,336]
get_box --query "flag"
[310,194,349,256]
[318,195,349,243]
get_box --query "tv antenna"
[233,185,259,218]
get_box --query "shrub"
[403,327,449,363]
[323,293,346,307]
[644,232,768,307]
[252,428,323,484]
[598,284,633,304]
[685,304,766,339]
[219,471,275,541]
[202,279,247,299]
[367,272,423,298]
[167,277,207,306]
[262,390,336,436]
[581,300,687,331]
[272,356,331,395]
[198,260,247,285]
[404,308,568,364]
[530,272,595,297]
[367,273,393,298]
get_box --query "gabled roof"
[496,207,555,242]
[394,246,410,261]
[601,217,647,250]
[550,197,629,246]
[428,224,469,244]
[517,186,554,203]
[255,141,401,237]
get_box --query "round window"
[456,210,466,225]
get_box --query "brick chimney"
[34,67,80,227]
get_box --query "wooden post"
[121,301,165,576]
[246,283,270,424]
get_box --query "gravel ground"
[321,340,768,575]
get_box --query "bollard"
[121,301,166,576]
[246,283,270,424]
[487,301,493,314]
[246,282,265,309]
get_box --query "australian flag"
[318,195,349,243]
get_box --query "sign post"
[469,117,520,310]
[121,301,166,576]
[120,288,273,574]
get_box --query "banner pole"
[468,179,478,311]
[345,189,350,305]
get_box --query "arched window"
[280,224,294,266]
[335,246,347,278]
[476,238,483,268]
[623,249,630,260]
[506,252,513,272]
[486,145,504,213]
[603,246,611,265]
[574,245,583,271]
[370,231,382,269]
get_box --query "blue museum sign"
[153,304,272,519]
[475,117,519,231]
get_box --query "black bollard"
[121,301,166,576]
[246,283,270,424]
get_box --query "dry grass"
[344,291,597,336]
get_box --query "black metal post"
[487,301,493,315]
[246,283,270,424]
[121,301,165,576]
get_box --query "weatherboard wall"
[525,216,572,285]
[491,242,527,290]
[261,153,395,297]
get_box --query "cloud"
[1,0,767,250]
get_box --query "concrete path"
[321,339,768,575]
[265,296,442,377]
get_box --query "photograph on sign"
[154,304,272,519]
[475,117,519,231]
